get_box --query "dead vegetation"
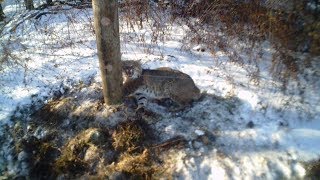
[305,159,320,179]
[112,149,158,179]
[184,0,319,79]
[112,121,146,152]
[1,0,317,91]
[54,128,109,176]
[6,84,186,179]
[119,0,320,87]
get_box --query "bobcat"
[122,60,201,111]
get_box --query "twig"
[9,11,40,32]
[35,11,58,19]
[151,136,187,151]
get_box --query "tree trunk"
[0,4,5,21]
[24,0,34,10]
[92,0,123,105]
[46,0,53,5]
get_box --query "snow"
[1,2,320,179]
[195,129,205,136]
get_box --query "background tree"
[92,0,123,105]
[24,0,34,10]
[0,4,5,21]
[46,0,53,5]
[0,0,4,21]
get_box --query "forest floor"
[0,3,320,179]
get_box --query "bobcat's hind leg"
[168,104,188,112]
[133,92,149,110]
[168,95,190,112]
[151,98,175,108]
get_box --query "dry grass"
[54,128,109,175]
[112,121,145,152]
[114,149,158,179]
[20,95,169,179]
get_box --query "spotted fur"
[122,60,200,111]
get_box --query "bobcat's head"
[122,60,143,83]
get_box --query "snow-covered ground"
[0,2,319,179]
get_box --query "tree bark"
[46,0,53,5]
[24,0,34,10]
[0,4,5,21]
[92,0,123,105]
